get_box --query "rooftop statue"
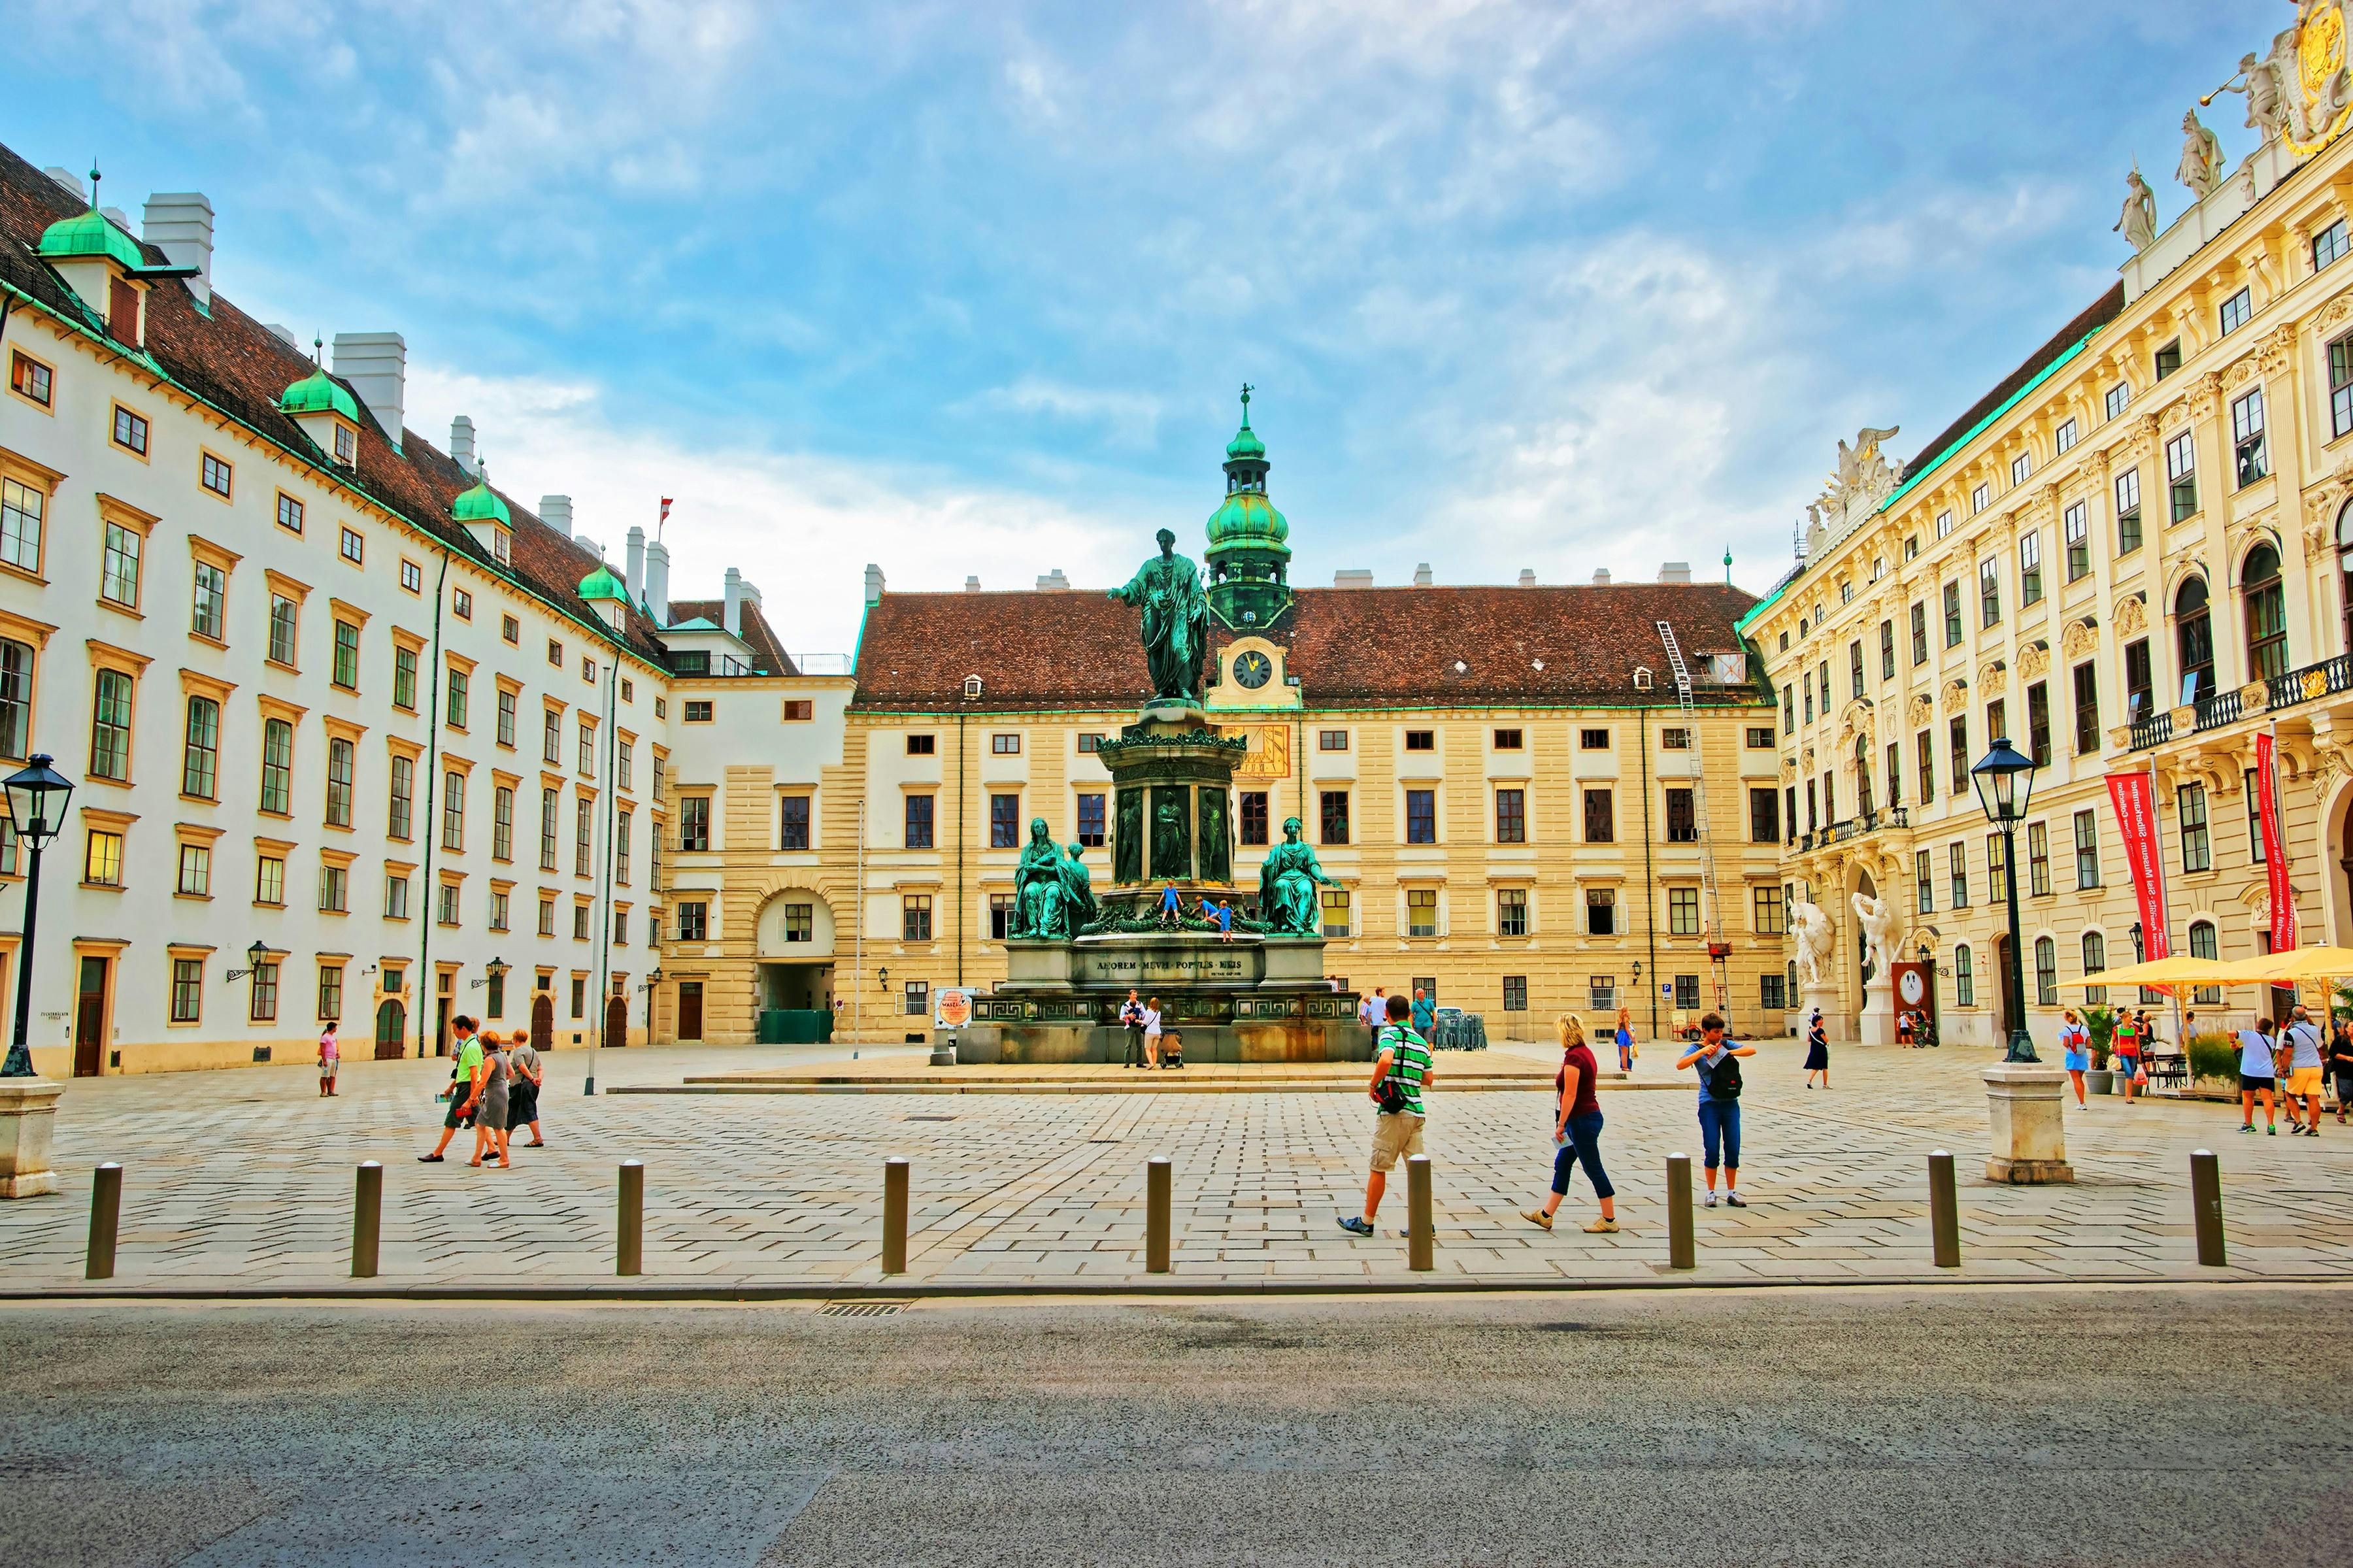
[1788,893,1834,992]
[1109,527,1211,707]
[2177,108,2225,199]
[1812,425,1900,533]
[2114,167,2158,251]
[2213,48,2290,141]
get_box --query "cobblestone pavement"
[0,1040,2346,1293]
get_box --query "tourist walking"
[2111,1009,2144,1105]
[2058,1010,2090,1107]
[2239,1016,2279,1135]
[1141,996,1164,1068]
[1801,1007,1829,1089]
[1360,987,1386,1030]
[2284,1006,2325,1137]
[1614,1007,1634,1073]
[1339,993,1433,1237]
[1411,987,1436,1041]
[2328,1018,2353,1125]
[317,1020,340,1098]
[1522,1014,1618,1233]
[1675,1013,1756,1207]
[1120,990,1148,1068]
[471,1032,512,1169]
[507,1029,545,1147]
[418,1017,483,1163]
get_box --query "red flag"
[2106,771,2170,961]
[2256,731,2297,950]
[658,497,673,529]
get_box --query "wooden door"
[73,956,108,1076]
[531,992,554,1052]
[374,998,406,1060]
[678,982,704,1041]
[603,995,627,1050]
[435,997,452,1057]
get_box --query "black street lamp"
[226,939,269,982]
[1970,735,2041,1063]
[1,756,73,1078]
[471,956,510,991]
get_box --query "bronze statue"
[1058,842,1097,929]
[1197,789,1231,884]
[1150,787,1192,880]
[1013,817,1069,937]
[1258,816,1331,935]
[1109,527,1210,705]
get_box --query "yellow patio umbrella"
[2196,946,2353,986]
[2054,954,2231,989]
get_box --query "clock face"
[1232,650,1274,690]
[1898,967,1927,1006]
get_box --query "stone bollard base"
[0,1076,63,1199]
[1982,1064,2073,1184]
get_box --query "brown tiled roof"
[1897,282,2126,485]
[663,597,798,676]
[850,582,1766,712]
[0,141,671,664]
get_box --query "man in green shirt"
[418,1016,484,1163]
[1340,993,1434,1237]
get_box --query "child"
[317,1020,341,1098]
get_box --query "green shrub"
[2187,1031,2240,1085]
[2081,1005,2119,1070]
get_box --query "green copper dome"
[280,366,359,422]
[1225,419,1265,461]
[452,476,510,526]
[37,207,146,273]
[1205,489,1290,554]
[578,562,630,603]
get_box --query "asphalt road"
[4,1286,2350,1566]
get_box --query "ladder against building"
[1656,621,1728,1014]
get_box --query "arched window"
[2189,919,2220,1005]
[2243,542,2288,681]
[2082,931,2108,1005]
[2175,576,2214,703]
[2034,935,2058,1005]
[1954,944,1975,1007]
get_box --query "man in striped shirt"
[1340,993,1435,1237]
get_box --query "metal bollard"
[616,1160,643,1276]
[1146,1157,1173,1274]
[86,1162,122,1281]
[2191,1148,2226,1267]
[1406,1154,1435,1271]
[351,1161,383,1279]
[1665,1152,1694,1270]
[1927,1150,1960,1268]
[882,1158,910,1275]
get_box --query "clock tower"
[1203,385,1293,631]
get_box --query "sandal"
[1521,1209,1554,1231]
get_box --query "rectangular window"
[1067,791,1103,848]
[1320,888,1352,938]
[339,526,363,565]
[682,700,714,724]
[906,734,935,756]
[9,350,52,407]
[1668,886,1700,935]
[1760,973,1788,1010]
[1407,888,1438,937]
[1909,601,1928,666]
[176,842,210,897]
[676,901,707,941]
[1878,620,1895,681]
[780,794,811,851]
[2165,430,2197,521]
[2063,501,2089,582]
[246,960,279,1023]
[1319,790,1351,846]
[902,894,933,941]
[1916,728,1935,805]
[2074,810,2101,888]
[990,792,1020,849]
[2124,637,2153,722]
[1675,974,1700,1011]
[180,561,226,645]
[2231,387,2269,487]
[2028,820,2051,897]
[1492,727,1523,750]
[1745,726,1775,749]
[259,718,293,814]
[2018,532,2043,607]
[575,796,594,876]
[535,895,556,937]
[2105,382,2131,424]
[329,620,359,691]
[111,404,148,455]
[1501,975,1528,1012]
[903,794,933,850]
[1497,888,1529,937]
[2035,939,2059,1007]
[255,854,285,907]
[101,521,142,607]
[1579,728,1610,750]
[320,862,346,913]
[1916,848,1934,914]
[441,770,465,851]
[1849,640,1865,698]
[1986,699,2006,756]
[2178,782,2211,873]
[2316,218,2349,270]
[905,981,929,1017]
[1948,714,1969,795]
[618,744,632,792]
[1943,582,1963,646]
[493,786,514,861]
[991,733,1021,755]
[1978,558,2001,628]
[84,828,123,887]
[1404,729,1435,752]
[2011,451,2031,487]
[2218,285,2252,335]
[1318,729,1349,752]
[502,615,520,644]
[2247,767,2269,865]
[1661,727,1692,750]
[2071,661,2100,756]
[572,902,589,941]
[1665,788,1696,843]
[1588,974,1618,1011]
[990,892,1016,941]
[1748,787,1778,844]
[2026,680,2050,767]
[267,593,297,666]
[1239,791,1269,846]
[577,719,594,774]
[497,689,517,748]
[1949,842,1970,909]
[538,788,558,870]
[1075,732,1105,754]
[1586,888,1617,936]
[1405,789,1436,844]
[325,737,354,827]
[169,958,204,1023]
[318,965,344,1023]
[1937,509,1954,539]
[2155,340,2182,379]
[393,645,418,710]
[387,755,415,840]
[180,695,218,799]
[2114,467,2143,554]
[1583,788,1614,843]
[2054,417,2078,455]
[1496,786,1534,847]
[1971,482,1991,514]
[542,709,562,765]
[1753,884,1785,934]
[0,477,42,577]
[438,883,460,926]
[2333,336,2353,439]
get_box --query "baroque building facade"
[1748,22,2353,1044]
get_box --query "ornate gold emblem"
[2287,1,2353,154]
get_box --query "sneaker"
[1725,1193,1747,1208]
[1582,1218,1620,1234]
[2269,1126,2278,1135]
[1521,1209,1554,1231]
[1703,1192,1718,1208]
[1337,1214,1375,1237]
[2241,1124,2258,1133]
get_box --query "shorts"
[2062,1052,2088,1072]
[1369,1111,1426,1173]
[2288,1067,2324,1096]
[443,1096,475,1130]
[2239,1074,2277,1095]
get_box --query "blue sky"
[7,1,2257,654]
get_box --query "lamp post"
[225,939,269,982]
[2,756,74,1078]
[471,956,510,990]
[1969,735,2041,1065]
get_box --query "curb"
[609,1080,1688,1097]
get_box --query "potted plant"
[2186,1031,2239,1092]
[2081,1003,2119,1094]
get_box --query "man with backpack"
[1339,993,1433,1237]
[1675,1013,1757,1207]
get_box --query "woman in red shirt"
[1522,1015,1619,1233]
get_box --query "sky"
[5,0,2263,657]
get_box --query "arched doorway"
[2242,542,2288,682]
[603,994,627,1050]
[2176,576,2214,705]
[373,997,406,1060]
[530,991,554,1053]
[2335,499,2353,656]
[756,890,837,1018]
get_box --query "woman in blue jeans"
[1523,1015,1618,1233]
[1675,1012,1756,1207]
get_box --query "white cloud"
[963,378,1168,448]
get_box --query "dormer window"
[333,423,356,465]
[492,527,510,566]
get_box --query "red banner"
[2106,771,2170,961]
[2256,731,2297,952]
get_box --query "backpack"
[1375,1029,1425,1114]
[1704,1049,1743,1101]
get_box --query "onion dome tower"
[1203,384,1293,630]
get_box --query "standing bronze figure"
[1109,528,1210,705]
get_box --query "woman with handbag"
[1675,1013,1757,1207]
[1614,1007,1634,1074]
[2058,1010,2090,1107]
[506,1029,546,1148]
[1801,1007,1829,1089]
[1522,1014,1618,1233]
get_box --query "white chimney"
[724,567,745,637]
[644,538,671,627]
[1518,569,1537,587]
[100,205,131,233]
[43,167,84,201]
[574,534,603,560]
[1592,568,1612,586]
[1333,569,1373,588]
[1035,568,1070,591]
[331,331,406,452]
[864,563,886,607]
[625,525,646,603]
[264,322,300,349]
[539,494,573,539]
[964,575,982,592]
[1413,563,1434,587]
[450,416,478,476]
[1658,561,1693,584]
[142,192,214,310]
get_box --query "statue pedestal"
[0,1076,63,1199]
[1982,1065,2074,1184]
[1857,973,1897,1046]
[1799,982,1843,1042]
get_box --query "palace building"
[1747,11,2353,1044]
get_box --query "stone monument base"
[1799,983,1844,1041]
[1857,975,1897,1046]
[0,1076,63,1199]
[1982,1063,2074,1184]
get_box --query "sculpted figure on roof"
[2177,108,2225,198]
[1109,527,1211,706]
[2114,167,2158,251]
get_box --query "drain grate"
[1087,1137,1122,1144]
[904,1113,956,1122]
[820,1299,910,1319]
